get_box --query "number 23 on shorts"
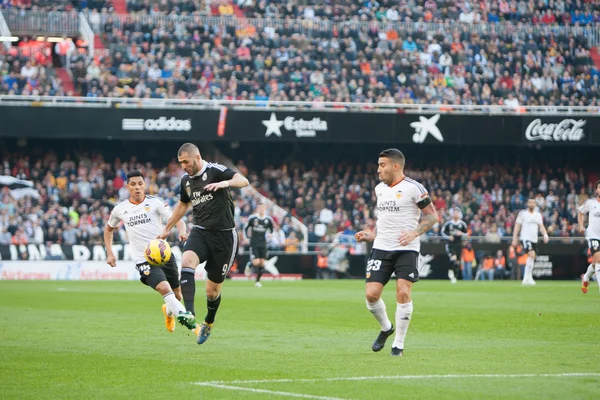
[367,259,382,271]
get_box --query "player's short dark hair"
[378,148,405,167]
[178,142,199,157]
[595,180,600,189]
[126,170,144,182]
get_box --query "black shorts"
[183,227,238,284]
[136,255,180,290]
[366,249,419,285]
[250,245,268,260]
[587,238,600,255]
[522,240,538,253]
[445,243,462,260]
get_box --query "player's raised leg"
[366,281,394,352]
[391,278,414,357]
[136,260,191,332]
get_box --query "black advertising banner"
[220,109,396,142]
[0,106,219,141]
[0,105,599,145]
[520,115,595,146]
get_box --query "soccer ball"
[144,239,172,266]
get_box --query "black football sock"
[180,268,196,316]
[256,267,264,283]
[205,294,221,324]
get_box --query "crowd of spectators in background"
[1,0,599,106]
[1,148,596,255]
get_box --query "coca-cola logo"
[525,119,586,142]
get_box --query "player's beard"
[528,206,535,211]
[191,160,200,175]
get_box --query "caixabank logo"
[122,117,192,131]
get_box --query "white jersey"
[107,196,173,263]
[578,198,600,239]
[516,209,543,243]
[373,177,429,252]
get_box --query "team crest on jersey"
[202,173,207,181]
[144,204,150,212]
[366,272,371,279]
[396,190,403,199]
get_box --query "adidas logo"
[122,117,192,131]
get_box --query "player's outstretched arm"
[158,201,190,239]
[103,225,117,267]
[356,228,377,243]
[205,172,249,192]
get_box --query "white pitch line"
[197,372,600,385]
[195,382,349,400]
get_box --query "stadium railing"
[0,95,599,115]
[1,10,80,36]
[84,13,600,47]
[1,10,599,47]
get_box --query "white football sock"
[163,291,186,316]
[595,264,600,290]
[392,301,413,350]
[366,299,392,332]
[522,258,534,283]
[583,264,594,282]
[448,269,455,280]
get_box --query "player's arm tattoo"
[417,203,438,235]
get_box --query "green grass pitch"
[1,280,599,399]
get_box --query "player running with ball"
[104,170,197,333]
[158,143,249,345]
[356,149,438,357]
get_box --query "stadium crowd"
[76,14,599,106]
[0,39,67,96]
[0,146,596,255]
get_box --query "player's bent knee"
[181,250,200,269]
[365,291,381,303]
[153,280,171,295]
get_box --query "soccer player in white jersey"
[578,180,600,293]
[103,170,197,332]
[355,149,438,357]
[512,197,549,286]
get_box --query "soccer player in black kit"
[159,143,249,345]
[441,208,468,284]
[243,203,274,288]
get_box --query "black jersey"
[244,214,274,247]
[441,219,468,244]
[179,162,236,230]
